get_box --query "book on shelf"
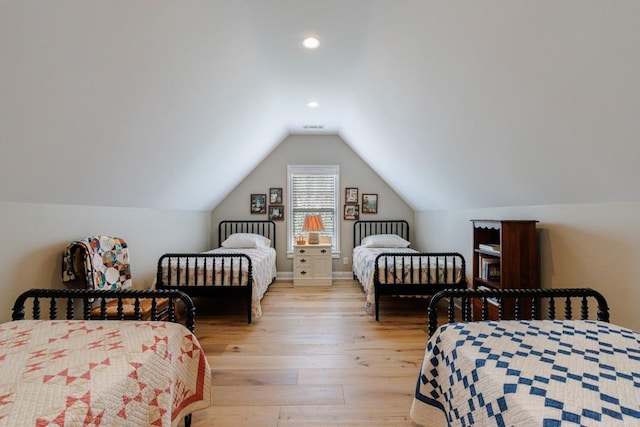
[486,263,501,281]
[478,255,500,281]
[479,243,500,253]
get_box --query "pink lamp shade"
[302,214,324,244]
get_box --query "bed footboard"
[156,252,254,323]
[11,288,196,332]
[427,287,610,336]
[373,252,466,321]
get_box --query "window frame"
[287,164,340,256]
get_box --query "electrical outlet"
[343,257,349,265]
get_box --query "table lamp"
[302,214,324,244]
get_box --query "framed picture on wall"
[345,188,358,204]
[344,204,359,220]
[362,194,378,214]
[269,188,283,204]
[269,205,284,221]
[250,194,266,214]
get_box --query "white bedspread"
[411,319,640,426]
[0,319,211,426]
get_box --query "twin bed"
[2,288,211,427]
[410,288,639,426]
[351,220,467,320]
[156,220,277,323]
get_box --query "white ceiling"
[1,1,639,211]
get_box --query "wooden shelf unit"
[471,220,539,320]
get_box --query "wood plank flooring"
[190,279,433,427]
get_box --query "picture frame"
[250,194,266,214]
[343,204,359,220]
[345,187,358,204]
[362,194,378,214]
[269,187,283,204]
[268,205,284,221]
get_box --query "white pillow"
[221,233,271,249]
[361,234,410,248]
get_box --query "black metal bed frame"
[353,220,467,321]
[374,251,466,321]
[156,220,276,324]
[353,220,410,249]
[217,220,276,247]
[427,287,610,336]
[11,288,196,332]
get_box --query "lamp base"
[308,232,320,244]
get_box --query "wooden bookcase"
[471,220,539,320]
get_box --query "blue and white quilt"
[410,320,640,426]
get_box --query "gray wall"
[415,202,640,332]
[211,134,414,273]
[0,202,210,323]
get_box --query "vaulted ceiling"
[1,1,639,211]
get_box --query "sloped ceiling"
[1,1,639,211]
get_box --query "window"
[287,165,339,254]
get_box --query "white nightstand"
[293,243,332,286]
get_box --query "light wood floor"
[189,279,433,427]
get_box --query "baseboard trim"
[275,271,354,281]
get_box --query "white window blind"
[287,165,339,253]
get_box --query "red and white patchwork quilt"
[0,319,211,426]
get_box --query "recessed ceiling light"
[307,101,319,108]
[302,37,320,49]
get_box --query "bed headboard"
[353,220,410,247]
[426,288,610,336]
[218,220,277,247]
[12,288,196,333]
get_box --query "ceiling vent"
[302,124,324,130]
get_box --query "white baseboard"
[275,271,354,281]
[276,272,293,280]
[333,271,355,279]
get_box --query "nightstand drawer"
[294,246,330,256]
[294,257,312,267]
[294,269,312,279]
